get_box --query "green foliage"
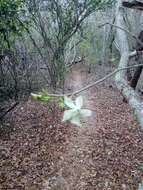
[76,41,91,57]
[31,90,66,108]
[59,102,66,109]
[76,36,101,65]
[0,0,25,48]
[58,98,66,108]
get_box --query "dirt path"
[43,65,97,189]
[43,65,143,190]
[0,64,143,190]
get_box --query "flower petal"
[64,96,76,109]
[75,96,83,109]
[71,117,81,126]
[62,110,74,121]
[80,109,92,117]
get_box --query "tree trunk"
[127,64,132,81]
[130,29,143,89]
[115,0,143,131]
[130,65,143,89]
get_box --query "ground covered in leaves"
[0,64,143,190]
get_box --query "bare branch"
[42,63,143,97]
[98,22,143,47]
[0,102,19,120]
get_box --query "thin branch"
[98,22,143,47]
[0,102,19,120]
[43,63,143,97]
[114,41,120,52]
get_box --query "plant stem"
[45,64,143,97]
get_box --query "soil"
[0,64,143,190]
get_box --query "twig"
[0,102,19,120]
[44,64,143,97]
[98,22,143,47]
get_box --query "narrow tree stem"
[44,64,143,97]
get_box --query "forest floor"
[0,64,143,190]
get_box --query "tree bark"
[115,0,143,131]
[130,64,143,89]
[130,30,143,89]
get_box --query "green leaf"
[59,103,66,108]
[58,97,64,103]
[31,93,42,100]
[40,97,51,102]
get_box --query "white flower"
[62,96,92,126]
